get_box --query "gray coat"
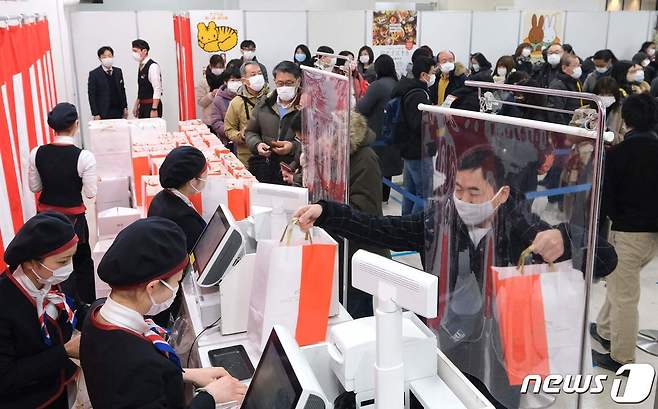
[356,77,402,177]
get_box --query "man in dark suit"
[88,46,128,120]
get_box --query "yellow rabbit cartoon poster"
[189,10,244,73]
[521,11,564,58]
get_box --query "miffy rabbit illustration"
[543,15,557,46]
[527,14,544,47]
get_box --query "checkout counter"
[169,201,494,409]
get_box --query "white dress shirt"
[141,56,163,101]
[28,135,98,199]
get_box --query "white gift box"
[92,238,115,299]
[97,207,141,240]
[96,176,132,212]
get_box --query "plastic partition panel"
[563,11,609,59]
[607,11,653,60]
[244,11,307,85]
[137,11,179,131]
[470,11,522,66]
[418,11,472,65]
[308,11,367,57]
[69,11,138,147]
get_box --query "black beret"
[4,212,78,268]
[47,103,78,132]
[159,146,208,189]
[98,217,188,288]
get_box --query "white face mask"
[522,48,532,58]
[242,50,256,60]
[440,62,455,74]
[648,48,656,57]
[426,73,436,87]
[227,80,242,93]
[211,67,224,76]
[595,66,609,74]
[147,280,178,316]
[34,262,74,286]
[359,55,370,64]
[190,177,206,194]
[497,67,507,77]
[471,63,480,72]
[600,95,616,108]
[547,53,562,67]
[453,189,503,226]
[642,59,651,67]
[277,85,297,102]
[570,66,583,79]
[132,51,142,62]
[248,74,265,92]
[101,57,113,68]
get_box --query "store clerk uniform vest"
[35,144,84,212]
[138,59,158,100]
[147,190,207,253]
[0,272,77,409]
[80,301,215,409]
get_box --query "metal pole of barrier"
[419,85,607,409]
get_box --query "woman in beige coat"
[195,54,225,131]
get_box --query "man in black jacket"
[392,56,434,215]
[547,53,585,125]
[593,93,658,373]
[295,146,617,409]
[533,43,564,88]
[87,46,128,120]
[429,50,467,105]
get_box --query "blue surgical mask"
[295,53,306,63]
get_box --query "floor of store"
[383,184,658,409]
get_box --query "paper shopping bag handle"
[279,218,313,245]
[517,245,554,274]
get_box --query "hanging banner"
[367,10,418,77]
[300,66,350,204]
[188,10,244,117]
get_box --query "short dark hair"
[358,45,374,65]
[506,71,530,85]
[223,58,242,82]
[336,50,355,68]
[209,54,225,67]
[591,76,621,109]
[593,49,616,63]
[273,60,302,79]
[97,46,114,58]
[290,111,302,134]
[640,41,655,53]
[458,146,505,189]
[317,46,334,55]
[632,52,649,66]
[411,47,432,64]
[132,39,150,51]
[562,44,575,55]
[374,54,398,81]
[622,93,658,131]
[412,56,434,79]
[240,40,256,49]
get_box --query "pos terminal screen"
[241,331,303,409]
[192,207,230,277]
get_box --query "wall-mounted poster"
[368,10,417,76]
[521,11,564,59]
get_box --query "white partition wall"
[244,11,307,81]
[70,12,139,146]
[308,11,367,55]
[607,11,653,60]
[137,11,179,131]
[471,11,522,64]
[563,11,609,59]
[419,11,472,65]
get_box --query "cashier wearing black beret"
[80,217,246,409]
[0,212,81,409]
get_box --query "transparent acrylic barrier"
[420,107,610,409]
[300,66,350,204]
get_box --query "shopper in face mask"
[210,59,242,147]
[389,56,434,215]
[223,61,270,165]
[632,52,656,83]
[293,44,313,68]
[0,212,82,409]
[357,45,377,83]
[429,50,466,105]
[590,77,626,145]
[88,46,128,120]
[582,49,617,93]
[314,45,336,71]
[533,43,563,88]
[28,103,97,305]
[239,39,268,83]
[547,53,585,125]
[245,61,302,184]
[195,54,226,131]
[293,146,617,409]
[613,60,651,96]
[131,39,163,118]
[493,55,515,83]
[639,41,657,71]
[513,42,534,75]
[80,218,247,409]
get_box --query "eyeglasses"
[275,80,298,87]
